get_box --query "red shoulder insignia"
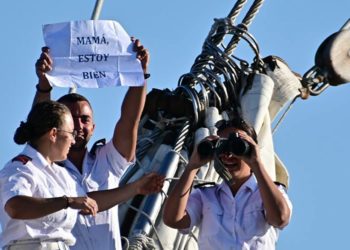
[11,154,32,164]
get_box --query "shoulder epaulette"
[55,161,65,167]
[11,154,32,164]
[193,182,217,189]
[90,138,106,156]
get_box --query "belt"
[5,238,69,250]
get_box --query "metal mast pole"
[91,0,105,20]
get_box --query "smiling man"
[163,118,292,250]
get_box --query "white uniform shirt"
[64,140,133,250]
[0,145,85,248]
[182,175,292,250]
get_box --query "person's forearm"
[33,91,51,106]
[113,84,147,161]
[163,167,197,229]
[120,84,147,125]
[252,160,291,228]
[87,181,140,212]
[5,195,67,219]
[32,80,52,107]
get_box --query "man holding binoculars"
[163,118,292,250]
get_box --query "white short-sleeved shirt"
[64,140,133,250]
[0,145,85,248]
[182,175,292,250]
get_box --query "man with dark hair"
[163,118,292,250]
[33,39,150,250]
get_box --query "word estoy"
[75,36,114,80]
[78,54,109,63]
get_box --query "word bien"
[78,54,109,63]
[82,71,107,79]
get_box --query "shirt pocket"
[30,203,69,231]
[201,204,224,237]
[241,203,269,238]
[35,185,69,228]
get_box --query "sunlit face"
[63,101,95,151]
[217,127,251,181]
[54,113,76,161]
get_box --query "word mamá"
[82,71,107,79]
[76,35,109,45]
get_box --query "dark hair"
[216,117,258,143]
[14,101,71,145]
[57,93,92,110]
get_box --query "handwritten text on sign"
[43,20,144,88]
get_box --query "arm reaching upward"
[33,47,53,106]
[113,39,150,161]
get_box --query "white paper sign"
[43,20,144,88]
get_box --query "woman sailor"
[0,101,164,250]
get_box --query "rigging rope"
[272,95,300,134]
[225,0,265,55]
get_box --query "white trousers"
[4,239,69,250]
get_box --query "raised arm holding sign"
[33,20,151,250]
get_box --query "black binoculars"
[197,132,251,157]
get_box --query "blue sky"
[1,1,349,249]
